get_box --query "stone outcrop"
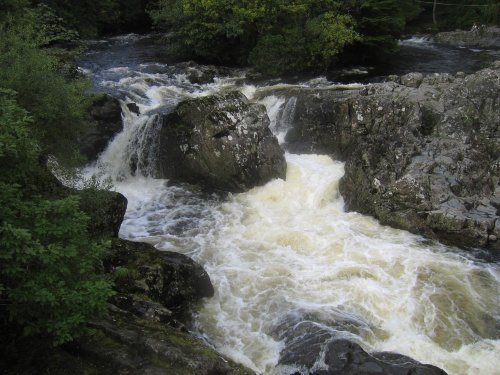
[76,308,253,375]
[272,63,499,250]
[105,239,214,320]
[158,91,286,192]
[273,318,447,375]
[68,238,252,375]
[80,94,123,161]
[434,26,500,48]
[78,190,128,238]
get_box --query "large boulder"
[105,239,214,320]
[1,308,253,375]
[84,239,247,374]
[271,64,499,250]
[434,26,500,48]
[76,308,254,375]
[273,319,447,375]
[78,190,127,238]
[80,94,123,161]
[158,91,286,192]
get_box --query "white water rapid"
[80,34,500,375]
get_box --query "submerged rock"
[158,91,286,192]
[277,64,500,250]
[126,102,140,115]
[274,319,447,375]
[178,61,235,84]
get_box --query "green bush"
[149,0,360,74]
[0,15,92,161]
[0,89,114,346]
[433,0,499,30]
[149,0,421,74]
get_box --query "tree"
[0,12,92,161]
[342,0,421,59]
[0,89,114,345]
[149,0,425,74]
[149,0,360,74]
[0,7,115,346]
[432,0,498,29]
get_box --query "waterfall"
[260,95,297,145]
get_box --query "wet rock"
[158,91,286,192]
[434,26,500,48]
[176,61,234,84]
[275,320,447,375]
[1,308,254,375]
[76,308,254,375]
[106,239,214,320]
[81,239,251,374]
[78,190,127,239]
[278,64,499,250]
[126,102,140,115]
[400,72,423,88]
[80,94,123,161]
[385,75,401,84]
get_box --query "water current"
[79,34,500,375]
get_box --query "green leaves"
[150,0,362,74]
[0,19,92,161]
[305,13,360,69]
[0,70,113,348]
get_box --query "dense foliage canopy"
[425,0,499,30]
[149,0,420,74]
[0,3,114,346]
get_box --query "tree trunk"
[433,0,437,25]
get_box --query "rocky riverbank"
[266,62,499,252]
[434,26,500,49]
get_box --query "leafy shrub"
[0,88,113,346]
[0,16,92,161]
[150,0,360,74]
[150,0,422,74]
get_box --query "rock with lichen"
[158,91,286,192]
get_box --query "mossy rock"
[106,239,214,321]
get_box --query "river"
[78,34,500,375]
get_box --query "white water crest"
[399,35,435,47]
[81,36,500,375]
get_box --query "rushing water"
[80,34,500,375]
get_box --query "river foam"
[117,153,500,375]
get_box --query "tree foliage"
[0,6,115,346]
[35,0,151,37]
[0,12,92,160]
[149,0,361,74]
[345,0,419,55]
[429,0,499,30]
[0,89,114,345]
[149,0,422,74]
